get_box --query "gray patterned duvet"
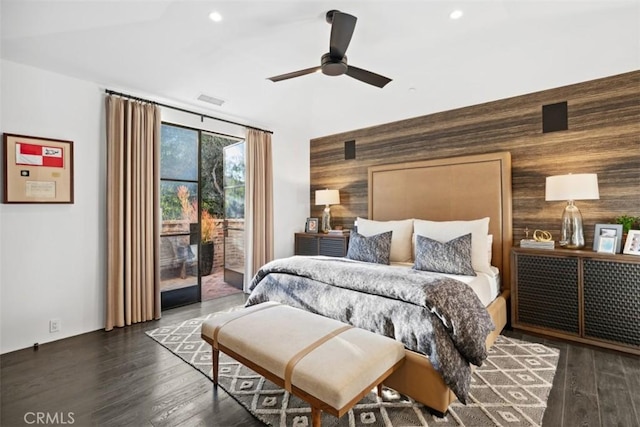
[246,256,495,403]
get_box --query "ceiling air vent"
[197,94,225,106]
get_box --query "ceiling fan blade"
[345,66,392,88]
[329,11,357,59]
[267,66,321,82]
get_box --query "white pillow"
[356,217,414,263]
[413,217,492,274]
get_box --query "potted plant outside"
[177,185,217,276]
[199,210,217,276]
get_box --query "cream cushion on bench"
[201,301,405,421]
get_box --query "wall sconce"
[315,189,340,233]
[545,173,599,249]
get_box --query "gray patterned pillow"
[346,230,392,265]
[414,233,477,276]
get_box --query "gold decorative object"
[533,230,553,242]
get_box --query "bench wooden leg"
[377,383,383,397]
[212,348,219,385]
[311,407,321,427]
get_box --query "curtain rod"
[104,89,273,134]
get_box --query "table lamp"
[545,173,599,249]
[315,189,340,233]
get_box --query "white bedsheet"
[390,262,500,307]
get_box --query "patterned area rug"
[146,310,559,427]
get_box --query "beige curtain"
[105,95,161,331]
[245,128,274,290]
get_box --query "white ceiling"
[2,0,639,138]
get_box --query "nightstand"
[511,246,640,355]
[294,233,350,257]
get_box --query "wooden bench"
[201,302,405,427]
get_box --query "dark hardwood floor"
[502,330,640,427]
[2,294,639,426]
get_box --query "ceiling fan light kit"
[267,10,392,88]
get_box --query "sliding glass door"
[199,133,244,298]
[159,124,200,309]
[223,141,246,289]
[159,124,245,309]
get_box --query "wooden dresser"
[511,246,640,355]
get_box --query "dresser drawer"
[294,233,349,257]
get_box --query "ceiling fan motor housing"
[325,10,339,24]
[321,53,348,76]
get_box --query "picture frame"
[622,230,640,256]
[305,217,319,233]
[597,236,616,254]
[593,224,623,254]
[3,133,74,204]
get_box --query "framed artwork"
[3,133,74,203]
[305,217,319,233]
[622,230,640,256]
[597,236,616,254]
[593,224,623,253]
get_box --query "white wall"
[0,60,310,354]
[0,1,4,354]
[270,123,310,259]
[0,60,105,353]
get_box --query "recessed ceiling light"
[450,10,463,20]
[209,11,223,22]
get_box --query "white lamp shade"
[545,173,599,201]
[315,189,340,206]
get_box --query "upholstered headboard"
[368,152,513,293]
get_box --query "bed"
[247,151,512,414]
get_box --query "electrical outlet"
[49,319,61,333]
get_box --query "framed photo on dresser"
[623,230,640,256]
[597,236,616,254]
[593,224,623,253]
[305,217,319,234]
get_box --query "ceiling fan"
[267,10,392,88]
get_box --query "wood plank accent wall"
[310,71,640,247]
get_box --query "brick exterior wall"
[161,219,245,278]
